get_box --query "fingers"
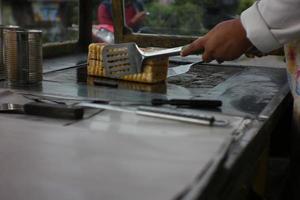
[181,37,205,57]
[180,35,223,63]
[182,19,253,63]
[202,50,213,63]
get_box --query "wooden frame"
[43,0,92,58]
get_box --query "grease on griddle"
[168,64,243,88]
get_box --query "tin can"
[0,25,20,80]
[4,28,42,86]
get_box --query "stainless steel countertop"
[0,95,243,200]
[0,54,290,200]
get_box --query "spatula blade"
[102,43,143,78]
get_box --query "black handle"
[93,79,118,88]
[23,102,84,120]
[151,99,222,108]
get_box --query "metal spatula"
[102,43,190,78]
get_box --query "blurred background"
[0,0,255,44]
[0,0,79,43]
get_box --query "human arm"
[181,19,252,62]
[241,0,300,53]
[126,11,147,29]
[182,0,300,62]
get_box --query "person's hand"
[181,19,253,63]
[130,11,147,26]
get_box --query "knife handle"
[23,102,84,120]
[151,99,222,108]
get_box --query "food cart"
[0,0,291,199]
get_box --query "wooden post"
[78,0,92,51]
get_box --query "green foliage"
[174,2,204,35]
[174,0,200,6]
[89,0,255,36]
[144,2,204,35]
[237,0,255,14]
[145,2,173,28]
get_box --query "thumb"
[181,37,205,57]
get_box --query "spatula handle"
[23,102,84,119]
[144,46,183,58]
[144,46,204,59]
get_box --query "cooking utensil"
[0,102,84,119]
[137,106,228,126]
[21,93,222,109]
[107,98,222,109]
[138,106,216,125]
[102,43,203,78]
[167,63,193,78]
[151,98,222,108]
[15,93,226,126]
[78,102,228,126]
[167,61,207,78]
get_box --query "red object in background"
[97,3,138,30]
[92,24,114,43]
[93,1,143,43]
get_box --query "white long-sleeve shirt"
[240,0,300,53]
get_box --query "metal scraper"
[0,102,84,119]
[102,43,192,78]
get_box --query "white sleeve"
[240,0,300,53]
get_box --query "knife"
[4,96,225,126]
[0,102,84,119]
[21,93,223,109]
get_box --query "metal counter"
[0,54,290,200]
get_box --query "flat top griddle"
[35,61,287,117]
